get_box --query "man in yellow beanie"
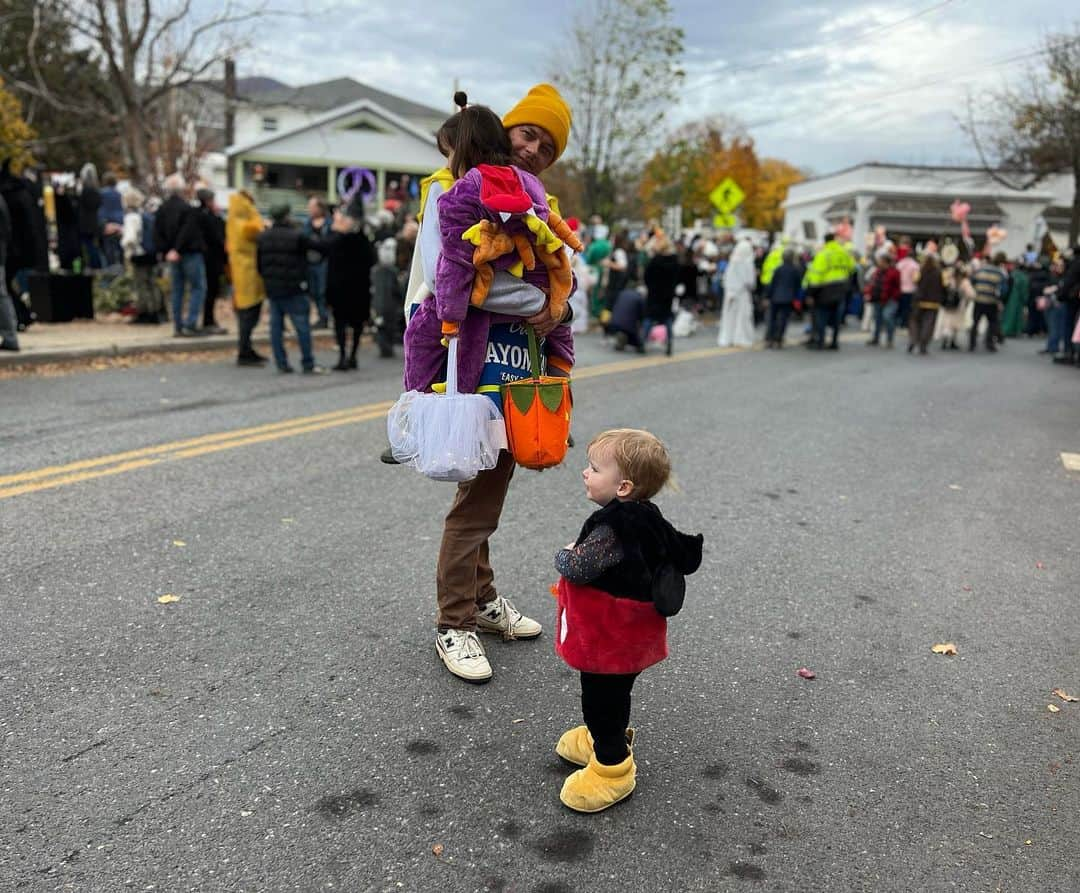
[397,82,576,689]
[502,83,572,178]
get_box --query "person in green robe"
[1001,263,1029,337]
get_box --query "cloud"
[234,0,1072,173]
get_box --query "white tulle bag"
[386,338,505,482]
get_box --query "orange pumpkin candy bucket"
[500,325,572,470]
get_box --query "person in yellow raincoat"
[226,190,267,365]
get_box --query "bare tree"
[961,28,1080,246]
[551,0,684,219]
[7,0,265,184]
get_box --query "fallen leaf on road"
[796,667,816,680]
[948,484,963,491]
[240,810,253,817]
[1025,839,1033,846]
[931,643,957,655]
[962,584,973,592]
[978,831,993,839]
[1035,561,1044,570]
[512,718,525,724]
[157,594,181,604]
[1047,704,1061,713]
[172,540,186,547]
[1052,689,1078,703]
[431,844,444,858]
[281,518,295,524]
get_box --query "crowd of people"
[0,162,417,368]
[562,217,1080,365]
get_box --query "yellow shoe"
[555,725,593,766]
[560,754,636,813]
[555,726,636,767]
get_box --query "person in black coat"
[77,163,103,269]
[765,249,802,348]
[1053,252,1080,366]
[0,192,19,350]
[642,238,680,356]
[195,189,227,334]
[1025,258,1050,337]
[54,181,81,272]
[154,174,207,335]
[0,161,47,328]
[256,203,331,373]
[323,205,376,370]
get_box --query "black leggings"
[580,671,638,765]
[334,317,362,359]
[970,303,999,350]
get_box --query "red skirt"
[554,577,668,674]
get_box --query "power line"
[684,0,960,93]
[744,37,1080,131]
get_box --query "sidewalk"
[0,304,336,371]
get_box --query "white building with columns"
[782,163,1076,258]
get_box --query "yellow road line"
[1062,452,1080,473]
[0,408,390,500]
[0,345,743,501]
[0,402,393,487]
[571,345,743,380]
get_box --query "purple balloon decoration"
[337,167,377,202]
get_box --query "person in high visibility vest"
[759,238,787,289]
[803,233,856,349]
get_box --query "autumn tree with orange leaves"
[639,118,804,231]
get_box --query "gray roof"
[237,76,290,97]
[249,77,447,123]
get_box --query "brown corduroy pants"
[435,449,517,630]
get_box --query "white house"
[224,78,448,214]
[782,163,1076,258]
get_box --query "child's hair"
[587,428,672,501]
[436,90,512,180]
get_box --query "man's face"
[307,198,321,218]
[508,124,556,175]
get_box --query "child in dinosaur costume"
[436,162,583,339]
[403,99,581,400]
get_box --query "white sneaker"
[436,629,492,682]
[475,596,542,640]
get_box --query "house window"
[262,116,279,132]
[802,220,817,241]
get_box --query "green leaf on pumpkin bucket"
[538,383,565,413]
[508,384,536,416]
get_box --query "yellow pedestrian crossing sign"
[712,213,736,228]
[709,178,745,213]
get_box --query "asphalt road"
[2,325,1079,893]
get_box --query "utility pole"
[224,57,236,186]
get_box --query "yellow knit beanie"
[502,83,572,162]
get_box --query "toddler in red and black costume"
[553,428,703,812]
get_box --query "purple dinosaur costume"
[403,165,574,395]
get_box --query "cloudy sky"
[241,0,1076,175]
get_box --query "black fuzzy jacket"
[576,499,703,604]
[257,223,325,299]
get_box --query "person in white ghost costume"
[717,239,756,348]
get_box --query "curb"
[0,332,339,369]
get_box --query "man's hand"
[526,302,567,338]
[165,249,181,263]
[565,542,576,550]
